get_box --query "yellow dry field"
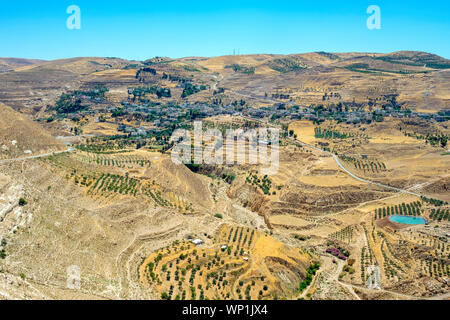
[388,152,449,178]
[356,143,449,187]
[196,54,276,74]
[273,149,365,188]
[91,68,136,77]
[363,121,423,145]
[368,134,421,145]
[298,156,365,187]
[82,121,120,136]
[269,215,310,228]
[289,120,316,144]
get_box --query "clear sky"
[1,0,449,60]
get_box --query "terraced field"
[139,224,315,300]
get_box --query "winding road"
[332,154,421,196]
[286,135,423,196]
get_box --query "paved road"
[245,114,424,197]
[0,148,74,164]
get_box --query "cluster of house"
[247,104,450,124]
[115,102,242,135]
[246,104,379,124]
[70,92,450,137]
[113,102,449,136]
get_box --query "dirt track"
[0,148,74,164]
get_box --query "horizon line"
[1,50,449,62]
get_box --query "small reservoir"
[389,215,426,225]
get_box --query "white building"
[191,239,203,246]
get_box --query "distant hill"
[0,51,448,113]
[0,57,131,112]
[19,57,131,74]
[376,51,450,69]
[0,103,65,160]
[189,51,449,76]
[0,58,44,73]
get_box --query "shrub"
[161,292,169,300]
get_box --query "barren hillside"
[0,103,65,160]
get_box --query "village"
[44,85,450,139]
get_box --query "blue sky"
[0,0,449,60]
